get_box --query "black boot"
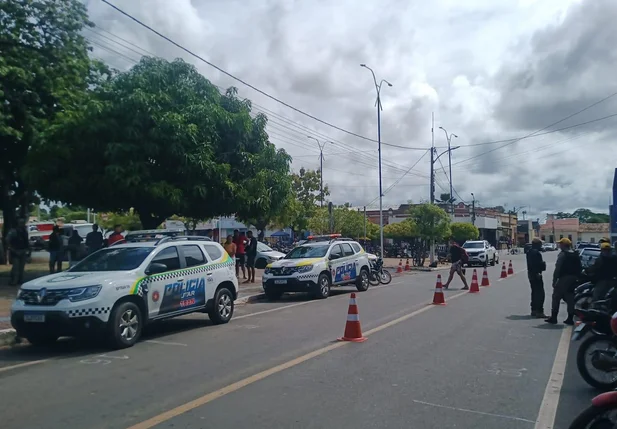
[545,312,558,324]
[564,315,574,326]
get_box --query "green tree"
[307,207,377,239]
[383,219,417,240]
[554,208,610,223]
[0,0,105,243]
[98,211,143,232]
[439,193,456,204]
[28,58,291,229]
[283,168,329,234]
[409,203,451,242]
[450,222,479,243]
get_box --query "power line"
[99,0,426,151]
[451,93,617,167]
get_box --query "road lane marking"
[0,359,49,374]
[412,399,535,424]
[126,290,469,429]
[145,340,188,347]
[234,276,412,321]
[534,325,572,429]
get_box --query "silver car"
[255,242,286,269]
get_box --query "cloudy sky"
[84,0,617,220]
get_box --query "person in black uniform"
[526,238,547,318]
[546,238,581,325]
[586,241,617,302]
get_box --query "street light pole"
[471,193,476,226]
[307,136,328,208]
[439,126,458,213]
[361,63,392,259]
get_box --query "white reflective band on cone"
[347,314,360,322]
[349,298,356,305]
[434,288,443,293]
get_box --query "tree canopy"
[450,222,479,243]
[0,0,105,238]
[409,203,451,241]
[28,57,292,229]
[554,208,610,224]
[383,219,417,240]
[280,167,328,234]
[308,207,378,239]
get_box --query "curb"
[0,328,17,347]
[235,293,265,304]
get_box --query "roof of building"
[578,223,610,233]
[540,218,580,231]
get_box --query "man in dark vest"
[546,238,581,325]
[7,218,30,285]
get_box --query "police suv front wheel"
[108,301,143,349]
[209,287,234,325]
[356,268,370,292]
[314,273,331,299]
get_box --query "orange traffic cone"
[469,269,480,293]
[396,259,403,273]
[339,293,367,342]
[404,258,411,271]
[500,262,508,278]
[508,260,514,275]
[432,274,446,305]
[481,267,490,286]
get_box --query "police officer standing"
[546,238,581,325]
[586,239,617,302]
[526,238,546,318]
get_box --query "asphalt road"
[0,251,590,428]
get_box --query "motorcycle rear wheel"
[568,404,616,429]
[577,335,617,391]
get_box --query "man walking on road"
[526,238,547,318]
[245,230,257,284]
[546,238,581,325]
[443,239,469,290]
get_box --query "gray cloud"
[82,0,615,219]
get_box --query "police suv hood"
[269,258,323,268]
[21,271,134,290]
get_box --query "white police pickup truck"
[11,235,238,349]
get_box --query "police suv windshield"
[69,247,154,272]
[284,245,329,259]
[463,242,484,249]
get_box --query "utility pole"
[363,206,367,241]
[471,193,476,226]
[439,126,458,214]
[429,114,460,264]
[307,136,328,208]
[360,64,392,260]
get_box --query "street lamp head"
[360,63,366,67]
[385,80,393,87]
[452,134,458,138]
[439,126,444,130]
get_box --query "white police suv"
[11,235,238,349]
[262,235,371,300]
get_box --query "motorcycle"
[368,257,392,286]
[576,308,617,390]
[568,390,617,428]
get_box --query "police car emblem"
[37,288,47,303]
[152,291,160,302]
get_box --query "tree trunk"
[138,212,166,230]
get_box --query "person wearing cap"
[586,241,617,302]
[546,237,582,325]
[526,238,547,318]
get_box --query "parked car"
[255,242,286,269]
[579,248,601,269]
[11,236,237,348]
[462,240,498,267]
[542,243,557,252]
